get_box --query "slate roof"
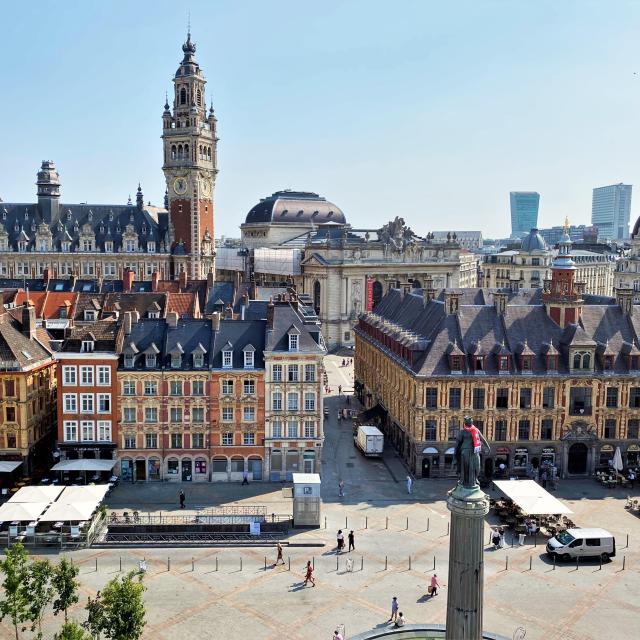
[0,310,53,369]
[264,303,324,353]
[61,320,122,353]
[244,191,346,226]
[103,293,168,318]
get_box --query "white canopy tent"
[59,485,110,503]
[494,480,573,516]
[51,459,117,472]
[0,502,49,522]
[0,461,23,473]
[8,485,64,503]
[39,502,98,523]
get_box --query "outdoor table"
[40,478,50,484]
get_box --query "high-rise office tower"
[591,183,632,241]
[510,192,540,239]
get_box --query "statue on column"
[455,415,491,489]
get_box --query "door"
[422,457,431,478]
[181,459,192,481]
[568,443,588,474]
[250,458,263,480]
[134,460,146,481]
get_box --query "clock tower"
[162,31,218,279]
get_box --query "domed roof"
[244,190,346,226]
[632,215,640,239]
[520,228,547,252]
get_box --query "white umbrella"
[613,447,624,472]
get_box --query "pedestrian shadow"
[417,594,431,603]
[288,582,308,592]
[374,622,392,629]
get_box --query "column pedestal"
[445,483,490,640]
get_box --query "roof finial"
[187,10,191,38]
[563,216,570,233]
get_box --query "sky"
[1,0,639,239]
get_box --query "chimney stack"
[615,287,634,316]
[167,311,179,327]
[42,267,50,285]
[211,311,221,332]
[179,270,188,290]
[224,305,233,320]
[494,291,508,315]
[267,296,275,329]
[123,311,132,335]
[123,268,134,292]
[22,301,36,340]
[151,270,160,292]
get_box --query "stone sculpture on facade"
[377,217,418,252]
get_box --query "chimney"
[494,291,508,315]
[167,311,179,327]
[42,267,50,285]
[22,301,36,340]
[212,311,221,332]
[151,270,160,292]
[123,311,132,336]
[615,287,634,316]
[443,291,461,315]
[267,296,274,329]
[123,268,134,292]
[224,305,233,319]
[179,270,188,290]
[207,270,215,288]
[132,310,140,324]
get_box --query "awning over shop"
[0,502,49,522]
[494,480,573,515]
[445,447,456,455]
[39,502,98,522]
[359,404,387,422]
[51,459,117,472]
[422,447,439,454]
[0,461,23,473]
[8,486,64,503]
[59,485,110,503]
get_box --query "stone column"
[445,484,490,640]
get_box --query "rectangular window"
[604,419,616,439]
[144,407,157,423]
[243,432,256,445]
[222,407,234,422]
[569,387,592,415]
[287,421,298,438]
[304,420,315,438]
[223,351,232,368]
[289,334,299,351]
[287,392,299,411]
[80,366,94,386]
[171,354,181,369]
[272,391,282,412]
[542,387,555,409]
[244,351,254,368]
[5,407,15,422]
[243,379,255,395]
[80,393,94,413]
[541,419,553,440]
[424,419,437,440]
[425,387,438,409]
[287,365,299,382]
[124,436,136,449]
[81,340,94,353]
[495,420,507,441]
[518,419,530,440]
[97,366,111,386]
[146,354,156,368]
[628,419,639,439]
[62,366,77,386]
[171,433,183,448]
[123,407,136,423]
[304,392,316,411]
[193,352,204,368]
[97,393,111,413]
[192,380,204,395]
[272,365,282,382]
[124,354,135,369]
[243,406,256,422]
[448,419,459,441]
[192,407,205,423]
[145,433,158,449]
[170,381,183,396]
[222,432,233,446]
[449,387,461,409]
[192,433,205,448]
[519,388,532,409]
[3,380,15,397]
[104,262,116,276]
[144,381,157,396]
[170,407,183,423]
[63,393,77,413]
[630,387,640,408]
[81,420,95,441]
[472,388,485,410]
[271,420,282,438]
[97,420,112,441]
[64,420,78,441]
[606,387,619,408]
[496,388,509,409]
[304,364,316,382]
[222,379,234,395]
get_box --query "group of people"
[336,529,355,553]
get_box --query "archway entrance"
[372,281,383,308]
[422,457,430,478]
[568,442,588,474]
[313,280,321,314]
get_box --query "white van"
[546,528,616,562]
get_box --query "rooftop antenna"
[187,10,191,37]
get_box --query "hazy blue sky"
[1,0,639,238]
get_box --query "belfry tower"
[162,31,218,279]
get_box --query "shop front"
[627,444,640,467]
[597,444,615,471]
[541,447,556,467]
[421,447,439,478]
[494,446,510,477]
[513,447,529,473]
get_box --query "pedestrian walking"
[629,469,636,489]
[303,560,316,587]
[179,490,185,509]
[491,527,500,549]
[242,471,249,485]
[430,574,440,596]
[406,475,413,494]
[275,542,284,566]
[388,597,399,622]
[541,470,548,489]
[348,530,355,552]
[338,384,342,395]
[337,529,344,553]
[338,479,345,497]
[499,527,506,549]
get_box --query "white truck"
[354,425,384,457]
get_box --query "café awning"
[51,459,117,472]
[59,485,110,503]
[0,502,49,522]
[0,461,23,473]
[8,485,64,503]
[494,480,573,516]
[39,502,98,523]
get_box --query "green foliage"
[83,591,106,640]
[52,557,80,623]
[0,542,31,640]
[53,620,90,640]
[25,558,54,640]
[96,571,146,640]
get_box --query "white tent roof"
[59,485,110,503]
[494,480,573,515]
[8,485,64,503]
[39,502,97,522]
[0,502,49,522]
[0,461,23,473]
[51,459,117,472]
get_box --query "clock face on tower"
[173,177,188,195]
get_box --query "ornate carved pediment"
[561,421,597,441]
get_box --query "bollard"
[385,555,388,570]
[325,516,327,529]
[529,555,532,571]
[345,516,348,528]
[119,557,122,572]
[409,556,411,570]
[427,517,430,531]
[365,516,368,529]
[361,556,364,571]
[240,557,243,571]
[511,533,514,548]
[599,556,602,571]
[216,556,218,572]
[534,532,537,548]
[288,557,291,571]
[95,557,98,572]
[433,556,436,571]
[553,555,556,570]
[386,517,388,530]
[488,530,492,544]
[312,556,315,570]
[167,557,170,572]
[505,556,508,571]
[623,555,626,570]
[447,522,450,536]
[336,556,339,571]
[406,517,409,531]
[264,556,267,571]
[626,533,629,549]
[576,556,579,570]
[192,557,194,572]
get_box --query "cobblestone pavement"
[3,357,640,639]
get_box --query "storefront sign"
[628,444,640,452]
[542,447,555,454]
[496,447,509,454]
[600,444,614,452]
[515,447,528,454]
[366,277,374,312]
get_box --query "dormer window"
[18,241,28,252]
[520,355,532,372]
[39,240,48,252]
[61,241,71,252]
[474,356,484,372]
[603,355,614,371]
[126,239,136,252]
[82,239,94,252]
[105,241,114,253]
[499,356,509,372]
[147,241,156,253]
[244,350,254,369]
[146,354,156,368]
[289,334,299,351]
[84,310,96,321]
[222,350,232,368]
[59,307,68,319]
[148,311,160,319]
[450,355,462,372]
[81,340,94,353]
[546,355,558,371]
[171,354,181,368]
[572,351,592,371]
[194,353,204,368]
[124,354,135,369]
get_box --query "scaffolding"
[254,248,302,276]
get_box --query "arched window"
[412,279,421,289]
[573,353,581,369]
[171,145,176,160]
[207,147,211,161]
[372,281,383,308]
[177,144,183,159]
[184,144,189,159]
[313,280,321,314]
[180,87,187,105]
[583,353,591,369]
[196,89,202,106]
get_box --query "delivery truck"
[354,425,384,457]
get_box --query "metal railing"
[108,512,290,526]
[105,531,284,544]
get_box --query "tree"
[53,620,90,640]
[25,558,54,640]
[96,571,146,640]
[83,591,105,640]
[0,542,31,640]
[52,558,79,623]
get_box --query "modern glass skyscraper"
[510,192,540,239]
[591,183,632,240]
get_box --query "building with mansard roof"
[355,240,640,480]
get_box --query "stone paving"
[2,356,640,639]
